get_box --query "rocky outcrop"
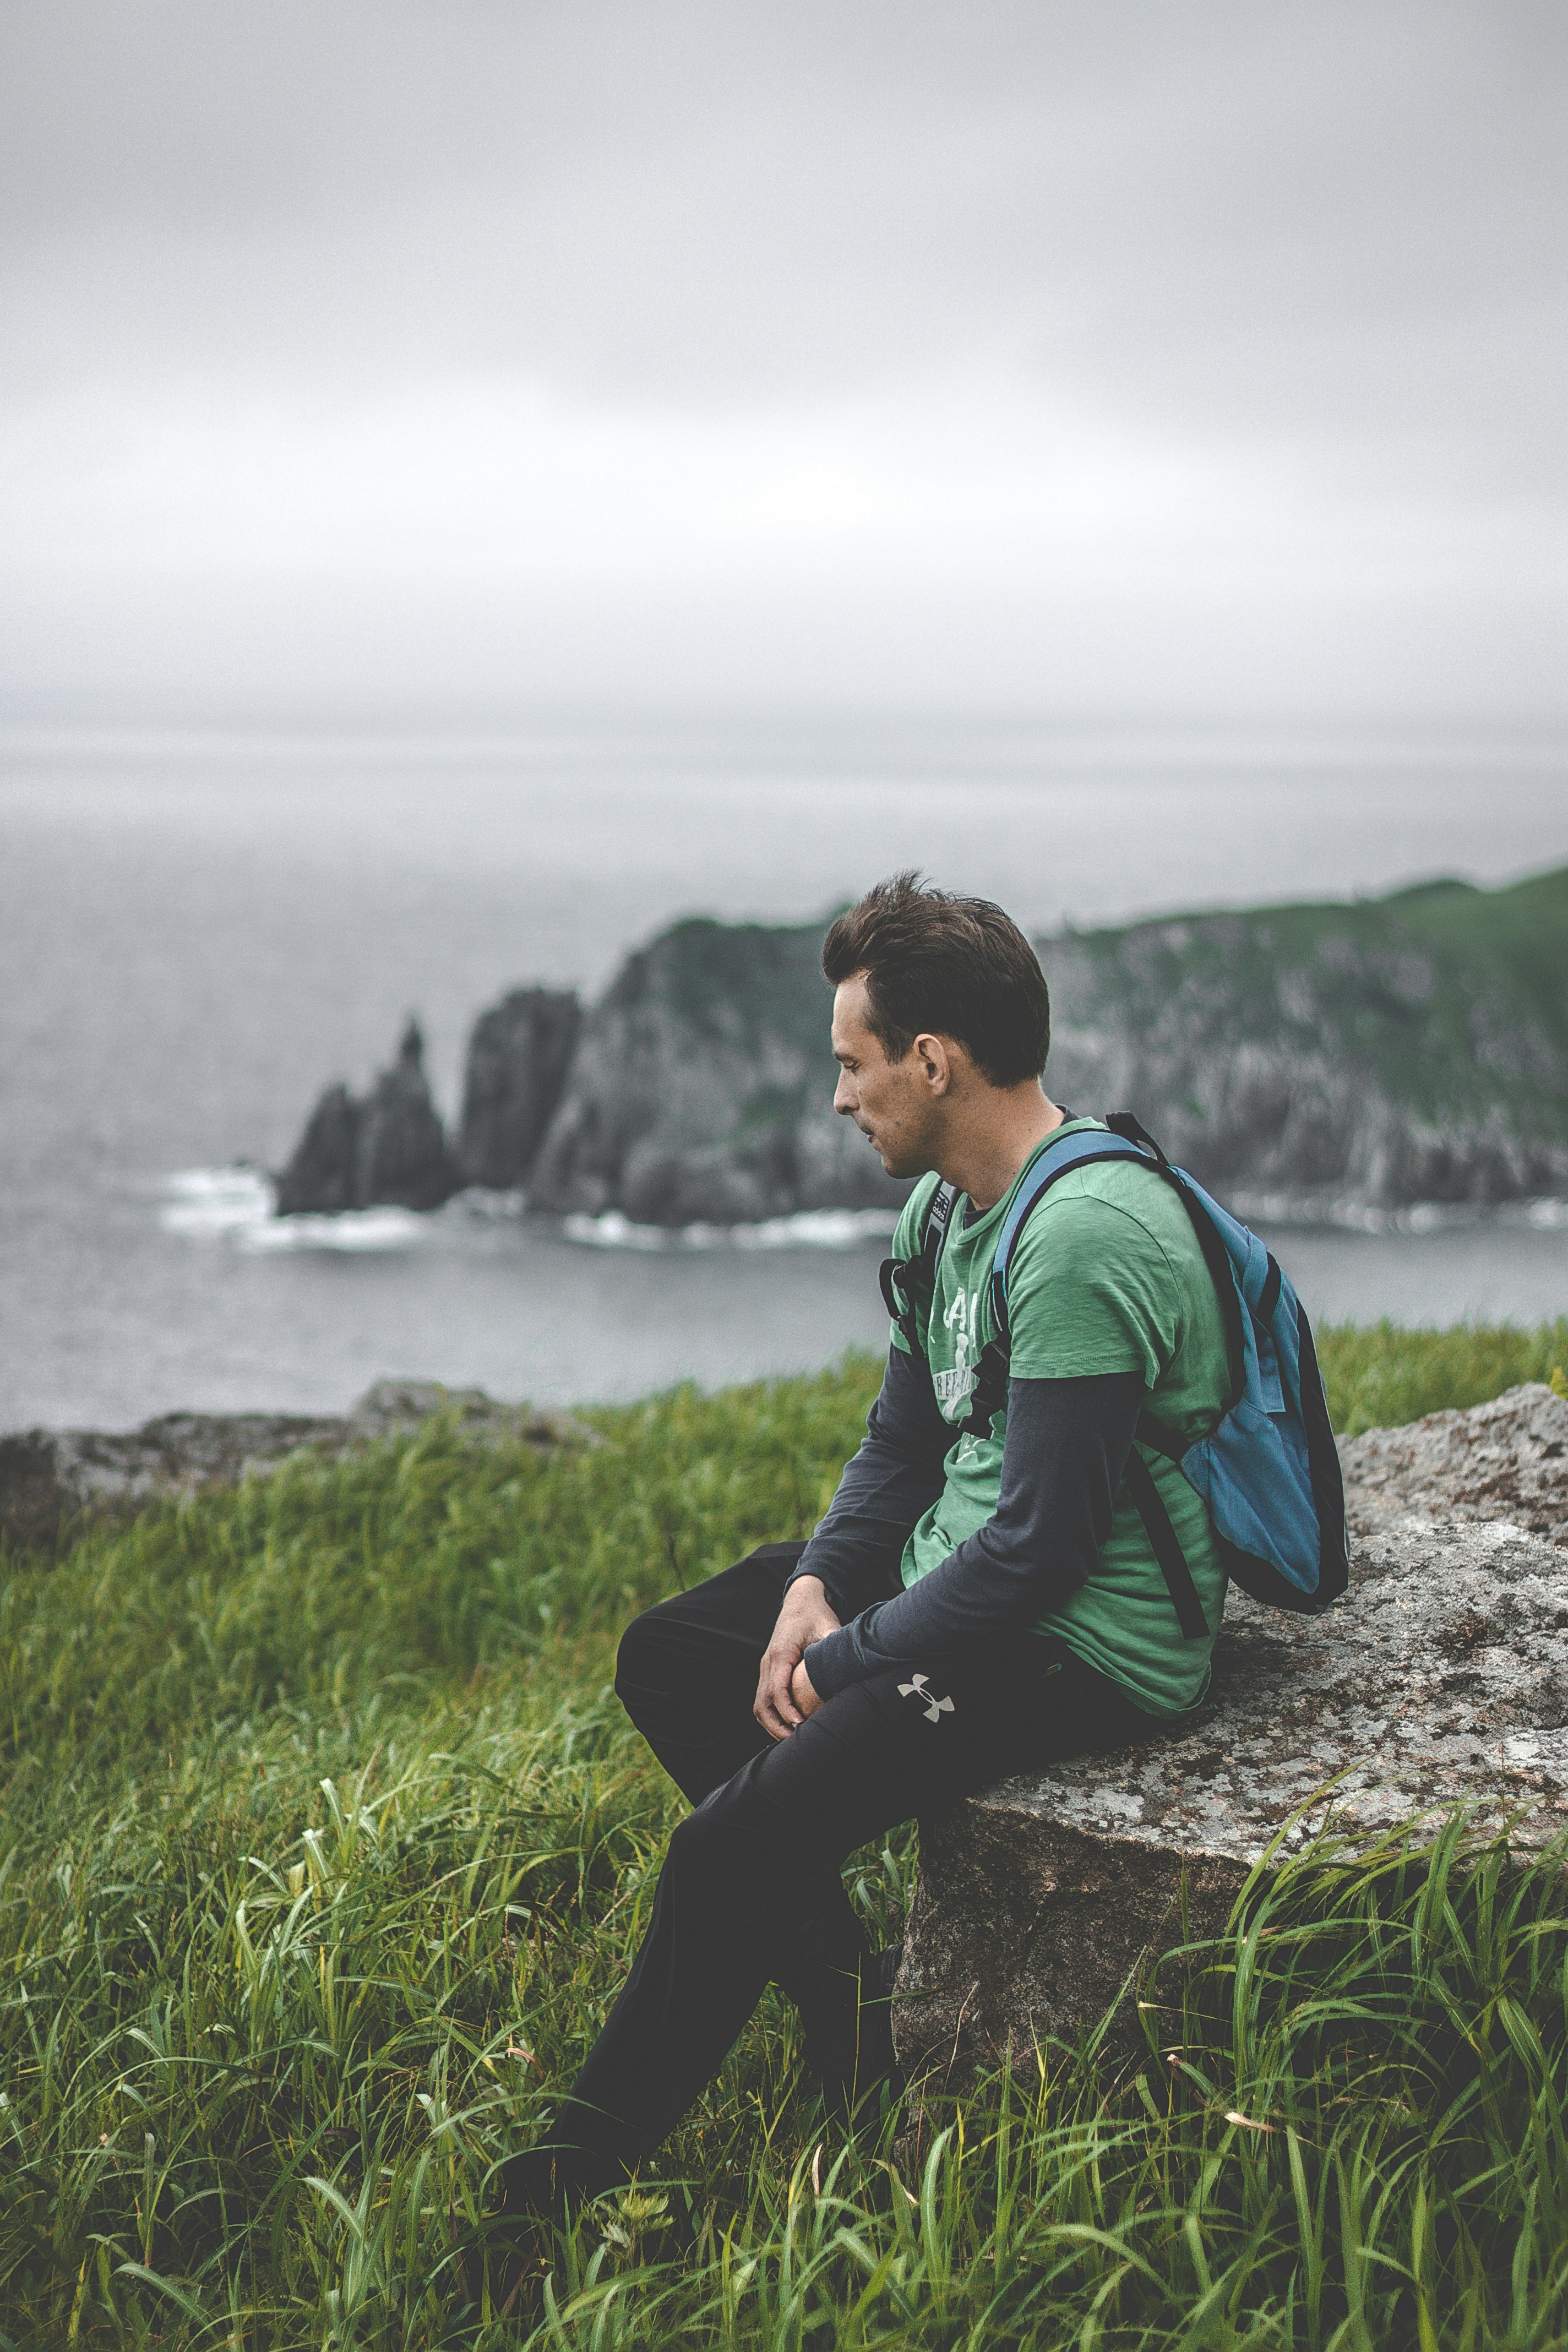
[0,1379,600,1556]
[267,862,1568,1225]
[525,865,1568,1223]
[459,987,581,1189]
[1338,1381,1568,1544]
[893,1387,1568,2089]
[528,918,910,1224]
[276,1020,462,1213]
[1040,870,1568,1214]
[275,1084,362,1213]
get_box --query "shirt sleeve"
[801,1369,1145,1696]
[783,1341,951,1620]
[1004,1193,1180,1384]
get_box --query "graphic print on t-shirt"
[931,1286,982,1409]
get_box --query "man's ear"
[913,1032,954,1095]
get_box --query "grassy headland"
[1,1325,1566,2346]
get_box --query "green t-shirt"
[890,1118,1232,1718]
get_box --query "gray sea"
[3,716,1566,1431]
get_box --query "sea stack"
[275,1018,463,1213]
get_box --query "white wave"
[160,1166,275,1235]
[1228,1189,1568,1236]
[732,1208,900,1250]
[563,1211,670,1252]
[563,1206,899,1253]
[238,1206,424,1254]
[160,1168,424,1253]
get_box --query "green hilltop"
[2,1327,1568,2339]
[1053,862,1568,1139]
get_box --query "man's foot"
[458,2138,624,2317]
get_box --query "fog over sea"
[4,716,1567,1433]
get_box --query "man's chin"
[858,1127,924,1182]
[874,1144,923,1180]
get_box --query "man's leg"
[611,1539,894,2104]
[613,1542,807,1805]
[535,1638,1155,2192]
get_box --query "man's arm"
[798,1369,1144,1698]
[784,1340,952,1617]
[754,1340,950,1739]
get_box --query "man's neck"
[939,1090,1066,1213]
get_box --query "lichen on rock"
[1338,1380,1568,1546]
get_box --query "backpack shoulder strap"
[952,1125,1151,1438]
[990,1128,1154,1320]
[878,1178,959,1353]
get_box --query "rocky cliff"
[529,865,1568,1223]
[527,917,906,1223]
[1040,866,1568,1214]
[273,863,1568,1224]
[276,989,581,1214]
[458,987,581,1189]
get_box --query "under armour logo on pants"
[897,1672,955,1724]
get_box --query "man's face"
[830,976,941,1179]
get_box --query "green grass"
[1317,1318,1568,1436]
[0,1329,1565,2346]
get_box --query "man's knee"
[613,1602,675,1719]
[663,1774,772,1889]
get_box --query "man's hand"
[755,1575,840,1741]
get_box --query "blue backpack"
[879,1112,1349,1635]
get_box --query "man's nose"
[833,1072,856,1116]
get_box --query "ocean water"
[3,717,1566,1430]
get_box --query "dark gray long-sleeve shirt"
[787,1346,1144,1700]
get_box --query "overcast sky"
[3,1,1564,726]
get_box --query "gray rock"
[0,1381,600,1556]
[894,1505,1568,2090]
[1339,1381,1568,1546]
[346,1379,601,1455]
[459,987,581,1189]
[274,1082,361,1214]
[0,1413,345,1554]
[276,1019,462,1215]
[352,1020,464,1210]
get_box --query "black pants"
[540,1542,1156,2184]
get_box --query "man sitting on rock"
[496,869,1232,2223]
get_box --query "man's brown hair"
[821,872,1050,1086]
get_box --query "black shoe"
[498,2136,629,2221]
[460,2137,626,2318]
